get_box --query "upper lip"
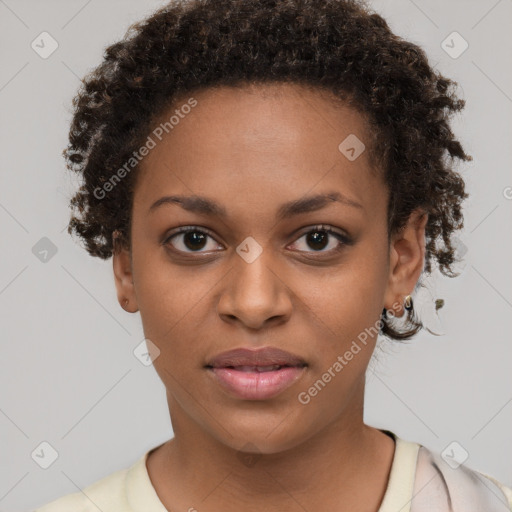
[206,347,307,368]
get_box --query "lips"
[205,347,306,369]
[228,365,282,372]
[205,347,307,400]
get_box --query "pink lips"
[205,347,307,400]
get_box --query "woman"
[35,0,511,510]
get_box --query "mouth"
[212,364,301,372]
[205,347,307,400]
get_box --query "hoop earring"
[404,294,413,311]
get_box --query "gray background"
[0,0,511,510]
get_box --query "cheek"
[293,249,389,385]
[131,248,209,346]
[303,257,387,336]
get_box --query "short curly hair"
[64,0,472,340]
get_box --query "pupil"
[184,231,206,250]
[307,230,328,251]
[182,230,330,251]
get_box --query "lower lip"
[208,366,306,400]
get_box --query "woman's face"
[114,83,423,454]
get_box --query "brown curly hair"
[64,0,472,340]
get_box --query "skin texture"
[113,83,427,511]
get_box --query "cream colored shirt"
[33,431,512,512]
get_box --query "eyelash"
[163,224,352,256]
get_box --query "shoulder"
[33,464,131,512]
[410,443,512,512]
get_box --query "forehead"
[157,82,372,152]
[134,82,384,219]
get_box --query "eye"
[163,224,351,256]
[289,225,351,254]
[163,226,223,254]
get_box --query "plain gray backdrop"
[1,0,511,510]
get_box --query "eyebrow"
[148,191,364,219]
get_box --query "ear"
[112,234,138,313]
[383,209,428,318]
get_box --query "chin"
[209,411,317,456]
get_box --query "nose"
[217,253,292,331]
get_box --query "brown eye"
[164,227,223,254]
[289,225,351,254]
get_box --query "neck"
[147,387,395,511]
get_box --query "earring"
[123,299,129,309]
[404,294,413,311]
